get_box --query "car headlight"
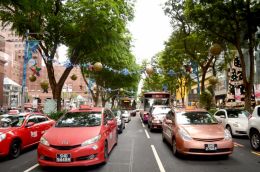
[40,137,50,146]
[178,128,192,141]
[0,132,6,142]
[232,122,240,127]
[81,135,101,147]
[224,129,232,140]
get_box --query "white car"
[214,109,250,136]
[122,110,131,123]
[247,105,260,150]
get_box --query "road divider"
[151,145,166,172]
[23,164,39,172]
[144,129,150,139]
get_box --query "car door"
[23,115,39,146]
[163,110,174,143]
[35,115,53,140]
[106,109,117,151]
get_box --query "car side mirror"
[107,120,114,125]
[165,119,173,124]
[26,122,35,127]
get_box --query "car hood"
[0,127,17,134]
[43,126,101,146]
[181,124,224,139]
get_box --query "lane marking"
[251,151,260,156]
[144,129,150,139]
[234,142,244,147]
[129,140,135,172]
[151,145,166,172]
[142,123,145,128]
[23,164,39,172]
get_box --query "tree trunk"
[111,96,116,109]
[200,69,207,93]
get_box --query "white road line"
[151,145,166,172]
[252,151,260,156]
[142,123,145,128]
[23,164,39,172]
[144,129,150,139]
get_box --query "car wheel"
[162,132,166,143]
[226,125,233,137]
[250,130,260,151]
[9,140,21,159]
[172,139,179,156]
[104,141,109,163]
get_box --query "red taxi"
[0,113,55,158]
[38,106,118,167]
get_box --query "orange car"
[162,109,234,157]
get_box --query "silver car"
[122,110,131,123]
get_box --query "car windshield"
[177,112,218,125]
[227,110,250,118]
[152,107,171,115]
[55,112,102,127]
[0,115,25,127]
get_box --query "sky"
[57,0,172,65]
[128,0,172,64]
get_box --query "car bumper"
[38,142,105,167]
[232,127,247,136]
[177,139,234,156]
[150,121,162,129]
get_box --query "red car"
[38,106,118,167]
[0,113,55,158]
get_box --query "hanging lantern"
[29,75,36,82]
[70,74,77,81]
[120,88,124,92]
[40,80,49,93]
[145,65,154,75]
[209,43,222,56]
[93,62,103,72]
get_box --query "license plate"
[205,144,217,151]
[56,154,71,162]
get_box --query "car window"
[0,115,25,127]
[177,112,218,125]
[215,111,225,117]
[27,116,38,123]
[227,110,249,118]
[37,116,48,123]
[55,112,102,127]
[106,110,114,120]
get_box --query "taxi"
[162,108,234,157]
[38,106,118,167]
[0,113,55,158]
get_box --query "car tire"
[250,130,260,151]
[226,125,233,137]
[162,133,166,143]
[103,141,109,163]
[172,139,179,157]
[9,140,21,159]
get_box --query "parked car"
[247,105,260,150]
[0,113,55,158]
[148,105,171,131]
[162,108,234,157]
[122,110,131,123]
[112,109,125,134]
[38,106,118,167]
[214,109,250,136]
[8,109,20,115]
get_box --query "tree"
[184,0,260,111]
[0,0,134,111]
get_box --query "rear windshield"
[226,110,250,118]
[152,107,171,115]
[55,112,102,127]
[177,112,218,125]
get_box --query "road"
[0,116,260,172]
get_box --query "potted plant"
[40,80,49,93]
[29,75,36,82]
[70,74,77,81]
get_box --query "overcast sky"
[128,0,172,64]
[58,0,172,65]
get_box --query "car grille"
[189,148,231,153]
[193,138,224,142]
[50,144,81,150]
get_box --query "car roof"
[174,108,207,113]
[69,106,104,113]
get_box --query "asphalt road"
[0,116,260,172]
